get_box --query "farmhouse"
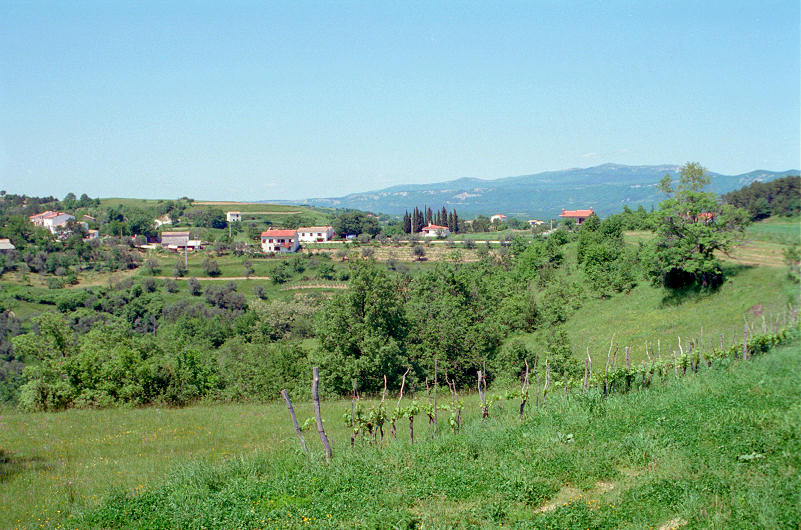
[0,238,15,252]
[528,219,545,227]
[559,207,594,226]
[261,229,299,253]
[154,215,173,228]
[226,211,242,223]
[84,229,99,241]
[420,224,450,238]
[297,226,334,243]
[490,214,507,223]
[160,231,190,250]
[28,211,76,233]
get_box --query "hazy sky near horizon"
[1,1,799,201]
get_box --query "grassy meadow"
[3,332,798,528]
[546,264,798,366]
[745,215,800,245]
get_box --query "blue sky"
[1,1,799,201]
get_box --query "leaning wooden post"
[280,389,309,455]
[478,370,488,419]
[393,368,409,440]
[311,367,332,462]
[433,359,438,435]
[519,359,530,419]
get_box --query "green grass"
[511,264,798,366]
[745,215,800,245]
[3,333,794,528]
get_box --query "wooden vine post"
[583,348,590,394]
[350,380,358,447]
[542,360,550,405]
[394,368,410,440]
[280,389,309,455]
[433,359,438,435]
[478,370,488,419]
[519,360,530,419]
[311,366,332,462]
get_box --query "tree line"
[402,206,461,234]
[721,175,800,220]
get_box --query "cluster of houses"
[28,211,98,240]
[29,211,80,233]
[260,226,335,253]
[17,206,599,257]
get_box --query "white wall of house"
[226,212,242,222]
[43,214,75,233]
[421,227,449,237]
[260,234,299,253]
[297,226,334,242]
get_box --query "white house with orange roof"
[559,207,594,226]
[261,229,299,253]
[29,211,77,233]
[420,224,450,238]
[297,226,334,243]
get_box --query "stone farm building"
[559,208,594,226]
[160,231,190,250]
[261,229,299,253]
[226,211,242,223]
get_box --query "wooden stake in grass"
[542,360,550,405]
[393,368,410,440]
[520,359,530,419]
[433,359,438,435]
[478,370,488,419]
[280,389,309,455]
[583,349,590,394]
[311,366,332,463]
[350,380,357,447]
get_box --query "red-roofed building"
[261,229,299,253]
[28,210,76,233]
[559,207,594,226]
[420,224,450,238]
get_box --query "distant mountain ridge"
[277,164,799,218]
